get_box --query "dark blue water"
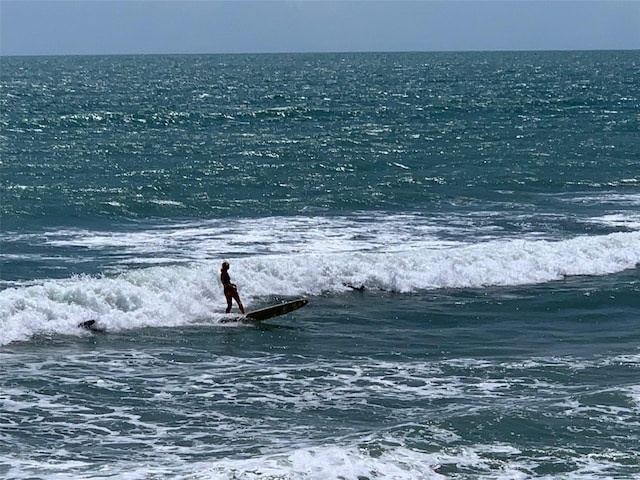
[1,51,639,479]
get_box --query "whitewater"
[2,214,639,346]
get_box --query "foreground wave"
[1,230,638,346]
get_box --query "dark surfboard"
[244,298,308,322]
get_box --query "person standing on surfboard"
[220,261,245,314]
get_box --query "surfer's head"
[221,261,230,271]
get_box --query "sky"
[1,0,639,56]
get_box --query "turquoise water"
[1,51,639,479]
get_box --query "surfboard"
[244,298,308,322]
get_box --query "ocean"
[1,51,639,479]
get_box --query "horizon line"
[2,47,639,59]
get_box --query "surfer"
[220,261,245,314]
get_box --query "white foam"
[0,444,445,480]
[585,213,640,230]
[4,211,639,284]
[32,214,462,261]
[1,350,638,479]
[194,444,446,480]
[1,230,639,345]
[562,192,640,207]
[2,439,630,480]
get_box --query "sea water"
[1,51,639,479]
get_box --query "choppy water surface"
[1,51,639,479]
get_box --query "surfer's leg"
[225,294,233,313]
[233,292,244,313]
[234,292,245,314]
